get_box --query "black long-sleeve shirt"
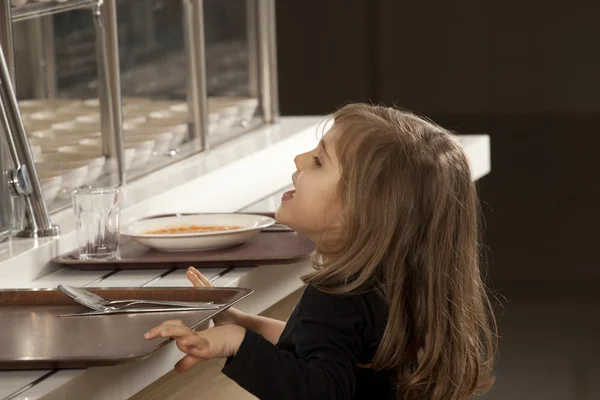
[222,285,396,399]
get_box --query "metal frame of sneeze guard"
[257,0,279,123]
[0,0,280,240]
[0,41,59,238]
[0,0,122,239]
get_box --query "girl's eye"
[312,156,322,167]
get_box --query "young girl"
[145,103,497,399]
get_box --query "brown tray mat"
[54,231,315,270]
[53,213,315,270]
[0,287,252,370]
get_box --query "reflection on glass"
[12,11,112,213]
[8,0,266,215]
[205,0,263,146]
[116,0,193,178]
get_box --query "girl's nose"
[294,151,312,171]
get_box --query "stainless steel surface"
[7,164,33,196]
[58,284,221,312]
[0,286,253,369]
[0,107,18,237]
[184,0,209,151]
[94,0,125,185]
[94,9,109,156]
[11,0,100,22]
[0,1,16,86]
[16,225,61,238]
[257,0,279,123]
[0,41,58,238]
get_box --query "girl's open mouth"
[282,190,295,201]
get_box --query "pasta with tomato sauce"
[145,225,242,235]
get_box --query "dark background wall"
[275,0,600,286]
[275,1,600,398]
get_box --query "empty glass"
[72,187,121,260]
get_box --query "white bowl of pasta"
[122,213,276,252]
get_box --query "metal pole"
[94,0,125,185]
[25,17,57,99]
[246,0,259,98]
[0,133,11,242]
[42,16,57,98]
[257,0,279,123]
[183,0,208,151]
[0,2,14,241]
[0,1,16,87]
[21,15,56,99]
[94,7,110,157]
[0,41,58,238]
[183,0,197,142]
[25,19,44,98]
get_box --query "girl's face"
[275,129,343,244]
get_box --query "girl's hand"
[186,266,215,288]
[144,320,245,373]
[187,267,238,326]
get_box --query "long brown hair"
[302,103,497,399]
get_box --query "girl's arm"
[222,286,364,400]
[187,267,286,344]
[147,286,365,400]
[226,308,286,344]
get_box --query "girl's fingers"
[197,272,214,287]
[174,354,203,373]
[188,267,203,280]
[144,320,191,340]
[187,267,214,288]
[186,270,203,287]
[175,335,211,359]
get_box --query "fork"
[104,299,220,309]
[76,296,222,313]
[57,284,223,312]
